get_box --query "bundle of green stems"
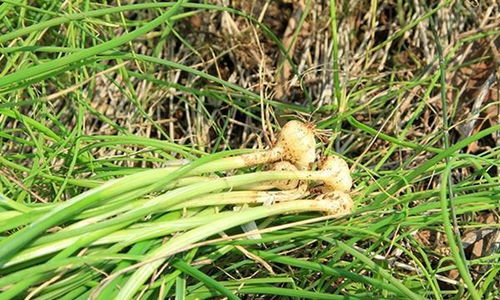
[0,121,353,299]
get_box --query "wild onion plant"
[0,121,354,299]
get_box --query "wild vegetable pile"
[0,120,353,299]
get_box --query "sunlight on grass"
[0,0,498,299]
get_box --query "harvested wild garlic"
[0,120,354,300]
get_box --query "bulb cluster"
[264,120,354,211]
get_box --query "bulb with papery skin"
[318,155,352,192]
[229,120,316,170]
[274,120,316,170]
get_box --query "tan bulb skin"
[238,120,315,168]
[273,120,316,170]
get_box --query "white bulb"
[318,155,352,192]
[275,120,316,170]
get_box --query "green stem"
[0,148,238,266]
[253,249,405,297]
[0,255,142,288]
[0,176,215,232]
[6,189,304,267]
[440,161,480,300]
[171,259,240,300]
[0,224,123,300]
[168,189,304,210]
[0,170,165,265]
[4,210,234,269]
[0,0,186,89]
[29,169,338,247]
[0,193,32,213]
[373,124,499,204]
[104,200,345,299]
[335,241,424,300]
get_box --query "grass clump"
[1,0,499,299]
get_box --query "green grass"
[1,0,499,299]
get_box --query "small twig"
[0,170,47,203]
[459,71,497,139]
[352,245,464,287]
[42,62,129,102]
